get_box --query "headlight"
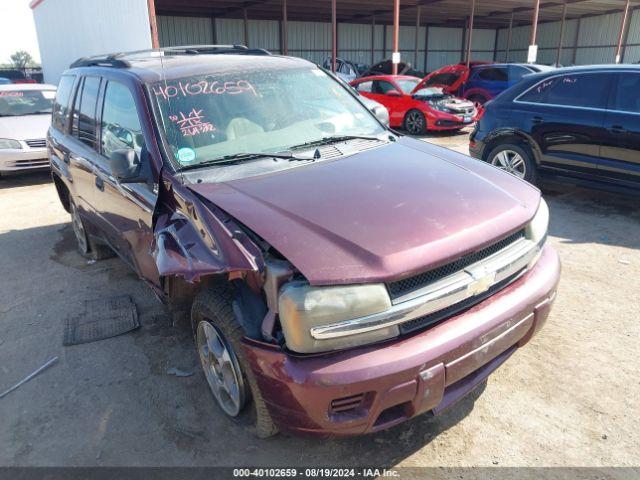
[0,138,22,150]
[525,198,549,246]
[278,282,398,353]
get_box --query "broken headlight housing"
[0,138,21,150]
[278,282,397,353]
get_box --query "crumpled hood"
[188,137,541,285]
[0,114,51,141]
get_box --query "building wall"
[157,15,499,73]
[495,9,640,66]
[32,0,153,84]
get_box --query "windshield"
[423,72,461,87]
[150,67,385,169]
[395,78,420,94]
[0,89,55,116]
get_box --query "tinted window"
[510,65,532,83]
[372,81,396,94]
[610,73,640,113]
[356,81,373,93]
[52,75,75,131]
[424,72,461,87]
[72,76,101,148]
[478,67,508,82]
[519,73,610,109]
[101,81,145,159]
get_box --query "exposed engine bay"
[413,87,477,115]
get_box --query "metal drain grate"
[63,295,139,346]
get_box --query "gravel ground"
[0,129,638,468]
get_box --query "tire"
[403,109,427,135]
[192,286,279,438]
[485,143,537,184]
[69,200,114,260]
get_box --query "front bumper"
[243,245,560,437]
[0,147,49,172]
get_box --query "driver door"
[93,79,160,287]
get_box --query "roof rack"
[70,44,272,69]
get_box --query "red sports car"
[350,74,478,135]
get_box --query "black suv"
[470,65,640,194]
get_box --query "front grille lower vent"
[330,393,366,414]
[25,138,46,148]
[388,229,526,300]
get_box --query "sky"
[0,0,41,65]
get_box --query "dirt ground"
[0,129,639,468]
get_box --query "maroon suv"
[48,46,560,438]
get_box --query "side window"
[478,68,508,82]
[373,81,396,94]
[609,73,640,113]
[52,75,75,131]
[101,81,145,159]
[356,81,373,93]
[72,76,101,148]
[510,66,531,83]
[519,73,610,109]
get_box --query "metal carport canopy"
[151,0,639,68]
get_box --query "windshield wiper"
[178,151,312,171]
[288,134,390,151]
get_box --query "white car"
[0,83,56,175]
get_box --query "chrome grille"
[25,138,46,148]
[387,229,526,301]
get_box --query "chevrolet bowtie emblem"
[465,268,497,296]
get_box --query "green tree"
[10,50,34,69]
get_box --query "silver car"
[0,83,56,175]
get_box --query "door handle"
[609,125,627,134]
[95,175,104,191]
[532,116,544,125]
[63,152,70,164]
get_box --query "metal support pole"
[465,0,476,67]
[243,8,249,47]
[147,0,160,48]
[392,0,400,75]
[572,17,581,65]
[371,15,375,65]
[555,2,567,66]
[424,25,429,72]
[282,0,288,55]
[493,28,499,61]
[332,0,337,72]
[414,6,421,68]
[530,0,541,47]
[505,12,513,61]
[616,0,631,63]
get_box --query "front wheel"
[403,109,427,135]
[486,143,537,184]
[192,287,278,438]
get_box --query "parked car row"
[46,45,559,438]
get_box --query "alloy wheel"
[490,149,527,178]
[70,202,89,254]
[197,320,247,417]
[405,111,425,135]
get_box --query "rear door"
[513,72,611,177]
[598,72,640,189]
[67,75,103,221]
[93,79,160,286]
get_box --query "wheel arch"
[51,172,71,213]
[481,128,542,166]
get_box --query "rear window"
[518,73,611,109]
[72,76,101,148]
[423,72,461,87]
[0,89,55,117]
[52,75,75,131]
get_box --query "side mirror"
[370,105,390,126]
[386,89,402,97]
[109,148,141,182]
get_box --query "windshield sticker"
[153,80,257,101]
[0,91,24,97]
[177,147,196,164]
[170,109,216,137]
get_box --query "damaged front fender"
[152,174,264,284]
